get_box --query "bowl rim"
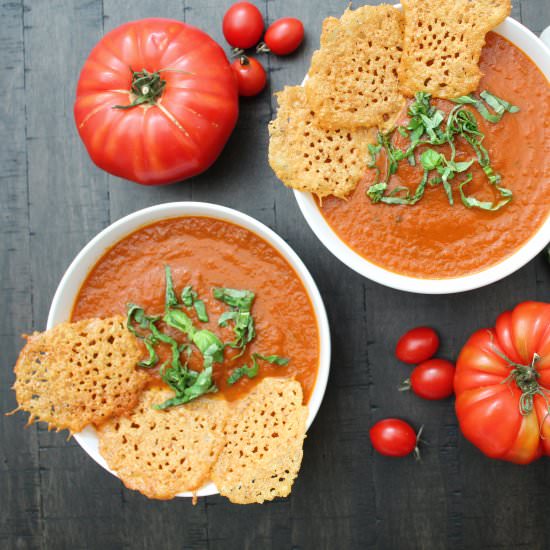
[47,201,331,498]
[294,15,550,294]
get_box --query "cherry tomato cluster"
[223,2,304,97]
[370,326,456,459]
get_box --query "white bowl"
[47,202,331,498]
[294,15,550,294]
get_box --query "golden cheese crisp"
[305,5,405,130]
[98,387,230,500]
[12,316,147,433]
[269,86,376,199]
[212,378,308,504]
[398,0,511,98]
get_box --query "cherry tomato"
[407,359,455,400]
[396,326,439,364]
[263,18,304,55]
[370,419,418,457]
[223,2,264,50]
[231,55,267,97]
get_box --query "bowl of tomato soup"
[48,202,330,497]
[295,17,550,293]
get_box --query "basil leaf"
[164,265,179,310]
[227,360,258,385]
[154,364,217,410]
[459,175,513,211]
[179,284,209,322]
[227,353,290,385]
[480,90,520,116]
[181,285,196,307]
[214,288,256,354]
[420,149,444,171]
[126,303,160,338]
[193,300,209,323]
[380,170,429,205]
[366,182,388,203]
[452,92,519,123]
[254,354,290,366]
[138,339,158,368]
[163,309,196,338]
[218,311,238,326]
[213,287,255,311]
[192,330,224,363]
[452,160,474,173]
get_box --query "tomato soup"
[71,217,320,402]
[320,33,550,279]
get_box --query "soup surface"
[320,33,550,279]
[72,217,320,402]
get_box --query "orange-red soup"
[320,33,550,279]
[72,217,320,402]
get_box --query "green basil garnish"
[214,287,256,356]
[164,265,179,309]
[227,353,289,385]
[127,270,290,408]
[366,90,518,211]
[193,300,209,323]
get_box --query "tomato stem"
[498,350,546,415]
[256,42,270,54]
[113,68,166,110]
[414,425,425,461]
[398,378,412,392]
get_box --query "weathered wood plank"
[23,0,117,547]
[0,2,41,549]
[3,0,550,549]
[520,0,549,34]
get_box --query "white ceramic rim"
[294,14,550,294]
[47,202,331,498]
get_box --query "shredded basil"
[180,285,209,322]
[193,300,209,323]
[214,287,256,356]
[366,90,518,211]
[227,353,289,385]
[126,270,290,408]
[164,265,179,309]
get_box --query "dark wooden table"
[2,1,549,548]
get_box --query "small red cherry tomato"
[231,55,267,97]
[263,17,304,55]
[406,359,455,400]
[396,326,439,364]
[370,419,418,457]
[223,2,264,50]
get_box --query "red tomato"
[223,2,264,49]
[408,359,455,400]
[231,56,267,97]
[74,19,238,185]
[370,419,418,457]
[263,18,304,55]
[396,327,439,364]
[455,302,550,464]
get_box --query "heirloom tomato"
[74,19,239,185]
[455,302,550,464]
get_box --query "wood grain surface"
[1,1,549,549]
